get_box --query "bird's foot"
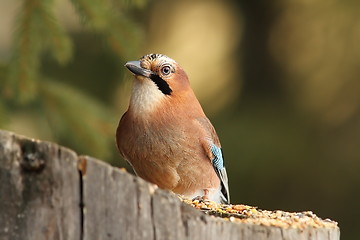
[192,189,210,202]
[192,196,208,202]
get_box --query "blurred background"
[1,0,359,239]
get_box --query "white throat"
[129,78,166,115]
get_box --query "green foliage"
[0,98,8,126]
[40,79,114,159]
[5,0,72,103]
[71,0,143,58]
[1,0,149,161]
[0,63,10,125]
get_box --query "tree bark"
[0,130,340,240]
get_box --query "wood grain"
[0,130,340,240]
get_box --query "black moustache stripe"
[150,74,172,95]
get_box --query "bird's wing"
[196,117,230,204]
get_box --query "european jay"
[116,54,230,204]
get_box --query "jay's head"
[125,54,190,96]
[125,54,194,114]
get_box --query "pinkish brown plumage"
[116,54,230,203]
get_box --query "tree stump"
[0,130,340,240]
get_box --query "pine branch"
[0,101,9,127]
[42,6,73,65]
[6,0,46,102]
[106,13,142,58]
[5,0,72,103]
[39,79,115,160]
[2,0,147,160]
[110,0,149,9]
[71,0,144,58]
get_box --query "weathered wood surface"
[0,130,340,240]
[0,130,80,240]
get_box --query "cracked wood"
[0,130,340,240]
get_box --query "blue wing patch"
[210,144,225,170]
[210,143,230,204]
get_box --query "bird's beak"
[125,61,154,78]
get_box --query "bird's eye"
[160,65,172,76]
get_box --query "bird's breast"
[116,111,221,196]
[117,114,193,187]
